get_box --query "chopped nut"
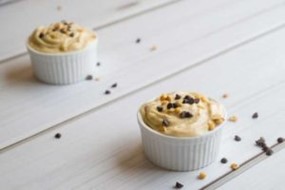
[213,118,224,125]
[208,120,215,131]
[160,94,168,101]
[230,163,239,170]
[198,172,207,180]
[175,108,181,114]
[150,45,157,51]
[228,115,238,122]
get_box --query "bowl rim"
[137,97,227,140]
[26,33,98,56]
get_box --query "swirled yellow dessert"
[140,92,225,137]
[28,21,96,53]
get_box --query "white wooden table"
[1,0,285,189]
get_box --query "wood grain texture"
[0,0,177,62]
[1,0,285,150]
[1,25,285,189]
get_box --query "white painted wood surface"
[1,0,285,149]
[0,0,285,189]
[217,148,285,190]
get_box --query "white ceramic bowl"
[26,39,98,85]
[137,104,226,171]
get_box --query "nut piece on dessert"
[140,92,226,137]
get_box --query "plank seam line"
[0,0,23,8]
[1,22,285,152]
[0,0,181,64]
[200,141,285,190]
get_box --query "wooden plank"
[1,0,285,149]
[1,26,285,189]
[0,0,178,62]
[216,146,285,190]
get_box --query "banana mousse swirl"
[28,21,96,53]
[140,92,225,137]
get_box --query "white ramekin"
[26,39,98,85]
[137,105,226,171]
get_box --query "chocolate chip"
[194,98,200,104]
[60,29,66,33]
[234,135,241,142]
[167,103,173,109]
[96,62,101,66]
[69,33,74,37]
[39,33,44,38]
[174,182,184,189]
[180,111,193,118]
[277,137,284,143]
[175,94,181,100]
[162,119,170,127]
[172,103,178,109]
[61,20,68,25]
[252,112,259,119]
[86,75,93,80]
[221,158,228,164]
[54,133,61,139]
[104,90,111,95]
[182,98,194,104]
[111,83,117,88]
[266,149,273,156]
[156,106,163,112]
[262,146,269,152]
[255,137,265,147]
[136,38,141,43]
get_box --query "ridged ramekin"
[26,39,98,85]
[137,106,226,171]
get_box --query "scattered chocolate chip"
[156,106,163,112]
[86,75,93,80]
[167,103,173,109]
[162,119,170,127]
[180,111,193,119]
[57,5,62,11]
[96,62,101,66]
[54,133,61,139]
[194,98,200,104]
[69,33,74,37]
[39,33,44,38]
[175,94,181,100]
[234,135,241,142]
[252,112,259,119]
[220,158,228,164]
[104,90,111,95]
[136,38,141,43]
[255,137,265,147]
[222,93,229,99]
[265,149,273,156]
[277,137,284,143]
[174,182,184,189]
[262,146,269,152]
[111,83,117,88]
